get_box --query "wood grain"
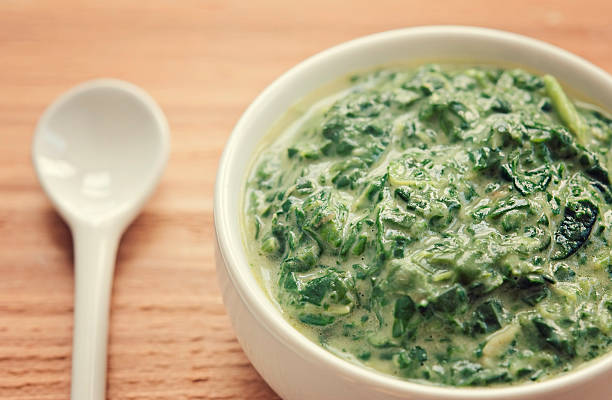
[1,1,611,398]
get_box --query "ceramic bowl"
[214,26,612,400]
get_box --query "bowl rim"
[215,25,612,398]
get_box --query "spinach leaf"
[552,199,598,259]
[511,69,544,91]
[300,271,349,306]
[392,295,416,337]
[553,263,575,281]
[489,196,529,218]
[280,238,321,272]
[532,316,576,357]
[420,99,477,139]
[302,189,348,251]
[501,157,551,196]
[469,300,504,335]
[397,346,428,369]
[432,284,468,314]
[329,158,367,189]
[299,313,335,326]
[468,147,499,172]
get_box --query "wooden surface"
[1,1,612,399]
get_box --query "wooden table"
[2,1,611,399]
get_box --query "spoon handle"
[71,225,121,400]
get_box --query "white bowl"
[214,26,612,400]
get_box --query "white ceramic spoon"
[32,79,169,400]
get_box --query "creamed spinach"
[244,64,612,386]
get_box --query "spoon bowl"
[33,79,169,228]
[33,79,169,400]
